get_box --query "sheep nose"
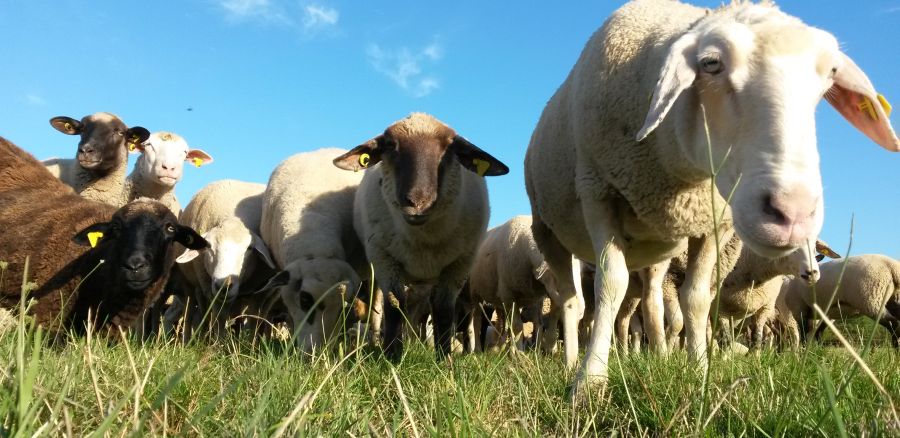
[212,277,232,293]
[801,268,819,284]
[79,145,95,154]
[161,163,172,171]
[124,255,149,271]
[760,187,818,245]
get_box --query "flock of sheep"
[1,0,899,398]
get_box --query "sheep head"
[132,131,213,188]
[50,112,149,174]
[333,113,509,226]
[637,4,897,258]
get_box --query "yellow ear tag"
[128,142,136,151]
[87,231,104,248]
[192,157,203,168]
[877,94,892,117]
[858,97,878,121]
[64,122,72,131]
[472,158,490,177]
[359,153,370,169]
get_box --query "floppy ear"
[72,222,111,248]
[637,32,699,141]
[174,225,209,250]
[451,136,509,177]
[250,233,276,269]
[176,248,200,264]
[815,239,841,260]
[186,149,214,168]
[825,53,899,152]
[126,126,151,146]
[333,137,383,172]
[253,270,291,295]
[50,116,82,135]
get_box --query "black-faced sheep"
[333,112,509,360]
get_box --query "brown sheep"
[0,136,208,337]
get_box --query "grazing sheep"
[173,180,277,337]
[781,254,900,346]
[259,148,369,352]
[43,112,150,206]
[126,132,213,216]
[523,0,897,392]
[0,136,208,336]
[467,215,562,353]
[333,112,509,360]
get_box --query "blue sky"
[1,1,898,259]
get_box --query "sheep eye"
[165,224,176,233]
[830,67,837,76]
[700,56,723,74]
[299,291,315,311]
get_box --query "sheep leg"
[681,226,734,364]
[639,261,670,355]
[368,288,384,346]
[615,297,640,353]
[471,304,484,352]
[663,286,683,350]
[429,287,458,360]
[381,283,407,361]
[628,313,643,353]
[540,303,561,354]
[540,249,584,370]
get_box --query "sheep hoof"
[568,374,608,406]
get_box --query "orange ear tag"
[87,231,104,248]
[472,158,490,177]
[359,153,371,169]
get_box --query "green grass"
[1,314,898,437]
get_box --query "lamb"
[258,148,369,352]
[523,0,898,393]
[467,215,566,353]
[333,112,509,360]
[43,112,150,207]
[780,254,900,347]
[126,131,213,216]
[0,136,208,336]
[173,179,277,337]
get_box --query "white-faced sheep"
[781,254,900,347]
[333,112,509,360]
[259,148,369,352]
[43,112,150,207]
[173,179,277,337]
[126,131,213,216]
[524,0,898,393]
[0,136,208,337]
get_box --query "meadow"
[1,303,897,436]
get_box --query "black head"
[50,112,150,174]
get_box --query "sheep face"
[50,112,149,174]
[333,113,508,225]
[134,132,213,188]
[257,259,360,352]
[637,5,897,258]
[175,218,275,300]
[73,200,208,291]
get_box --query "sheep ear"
[186,149,214,167]
[175,225,209,250]
[251,233,276,269]
[126,127,151,145]
[637,33,698,141]
[333,138,382,172]
[451,136,509,177]
[50,117,82,135]
[253,270,291,294]
[175,248,200,264]
[72,222,111,247]
[815,239,841,259]
[825,53,899,152]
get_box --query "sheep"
[126,131,213,216]
[172,179,277,337]
[781,254,900,347]
[523,0,898,393]
[0,136,208,337]
[43,112,150,207]
[333,112,509,360]
[258,148,369,352]
[467,215,565,353]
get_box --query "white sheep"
[258,148,368,352]
[781,254,900,347]
[523,0,897,393]
[174,179,277,337]
[467,215,563,353]
[333,112,509,360]
[126,131,213,216]
[43,112,150,206]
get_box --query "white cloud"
[25,94,46,106]
[367,42,443,98]
[303,4,339,31]
[218,0,284,22]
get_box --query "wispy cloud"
[25,94,46,106]
[367,42,443,98]
[215,0,339,35]
[885,6,900,13]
